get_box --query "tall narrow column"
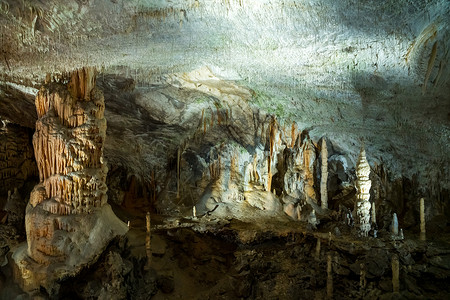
[327,253,333,299]
[392,254,400,293]
[321,138,328,210]
[146,212,151,267]
[355,146,371,237]
[420,198,426,240]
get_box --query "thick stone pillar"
[13,68,128,295]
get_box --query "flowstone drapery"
[13,68,128,294]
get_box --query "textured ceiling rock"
[0,1,449,189]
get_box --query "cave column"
[320,138,328,210]
[13,67,128,295]
[355,146,371,237]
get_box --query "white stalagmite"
[355,146,372,237]
[321,138,328,210]
[392,213,399,236]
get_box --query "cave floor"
[1,202,450,299]
[117,201,450,300]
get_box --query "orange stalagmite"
[13,67,128,295]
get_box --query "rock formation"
[321,138,328,209]
[13,67,128,295]
[4,188,25,226]
[327,253,333,299]
[420,197,426,240]
[355,146,372,237]
[392,213,399,236]
[146,211,151,267]
[392,254,400,293]
[0,123,37,195]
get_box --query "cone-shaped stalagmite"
[13,68,128,295]
[355,146,372,237]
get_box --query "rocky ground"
[1,199,450,300]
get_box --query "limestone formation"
[146,212,151,267]
[360,263,367,290]
[0,124,37,195]
[420,197,426,240]
[355,146,372,237]
[4,188,24,226]
[284,135,317,202]
[392,213,399,236]
[327,253,333,299]
[315,238,321,261]
[371,202,377,225]
[392,254,400,293]
[321,138,328,209]
[13,68,128,294]
[308,209,319,229]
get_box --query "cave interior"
[0,0,449,299]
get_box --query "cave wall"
[0,122,37,198]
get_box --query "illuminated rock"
[320,138,328,209]
[13,68,128,295]
[355,146,371,237]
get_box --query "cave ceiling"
[0,0,449,186]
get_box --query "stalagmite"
[355,146,371,237]
[420,197,426,240]
[327,253,333,299]
[360,263,366,290]
[321,138,328,209]
[309,209,319,229]
[266,118,276,192]
[13,68,128,295]
[146,212,151,267]
[371,202,376,225]
[177,147,181,199]
[392,254,400,293]
[392,213,399,236]
[315,238,321,261]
